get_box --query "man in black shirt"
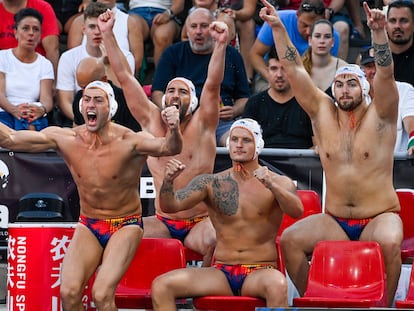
[386,0,414,86]
[242,47,313,149]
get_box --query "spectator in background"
[67,0,144,81]
[46,0,91,35]
[0,8,54,131]
[128,0,185,67]
[152,8,250,146]
[386,0,414,86]
[302,19,347,98]
[250,0,340,93]
[358,46,414,155]
[243,47,313,149]
[73,57,141,132]
[217,0,258,82]
[57,1,135,124]
[280,0,367,61]
[0,0,60,77]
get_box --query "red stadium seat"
[277,190,322,237]
[277,189,322,273]
[193,296,266,311]
[293,240,387,308]
[395,260,414,308]
[114,238,186,308]
[396,189,414,263]
[83,238,186,309]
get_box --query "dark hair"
[14,8,43,29]
[268,46,279,61]
[387,0,414,19]
[298,0,325,15]
[84,1,109,20]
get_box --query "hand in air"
[98,9,115,34]
[210,21,229,44]
[164,159,186,182]
[363,2,386,31]
[161,106,180,129]
[259,0,282,28]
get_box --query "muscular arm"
[366,3,398,121]
[198,22,229,129]
[260,0,326,118]
[160,173,212,213]
[100,10,161,131]
[255,167,303,218]
[0,123,58,152]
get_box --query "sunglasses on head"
[301,3,325,15]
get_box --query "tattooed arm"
[363,2,398,121]
[254,166,304,218]
[159,159,212,213]
[258,0,328,118]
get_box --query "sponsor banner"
[0,149,412,246]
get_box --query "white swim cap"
[162,77,199,115]
[332,65,370,101]
[227,118,264,160]
[79,81,118,120]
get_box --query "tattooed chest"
[212,175,239,216]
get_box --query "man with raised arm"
[99,9,228,264]
[0,81,182,311]
[151,118,304,309]
[260,0,402,306]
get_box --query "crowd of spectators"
[0,0,413,152]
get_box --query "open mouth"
[87,111,97,125]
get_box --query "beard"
[189,37,214,53]
[337,95,363,112]
[389,33,413,46]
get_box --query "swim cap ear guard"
[162,77,199,115]
[79,81,118,120]
[226,118,265,160]
[331,65,370,101]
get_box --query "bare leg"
[185,217,216,266]
[360,213,403,307]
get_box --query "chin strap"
[89,132,103,150]
[234,162,250,178]
[348,111,358,129]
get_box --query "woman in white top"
[302,19,348,99]
[0,8,54,131]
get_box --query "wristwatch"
[166,8,174,19]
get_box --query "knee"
[264,275,288,306]
[152,274,172,301]
[91,282,115,309]
[60,281,84,308]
